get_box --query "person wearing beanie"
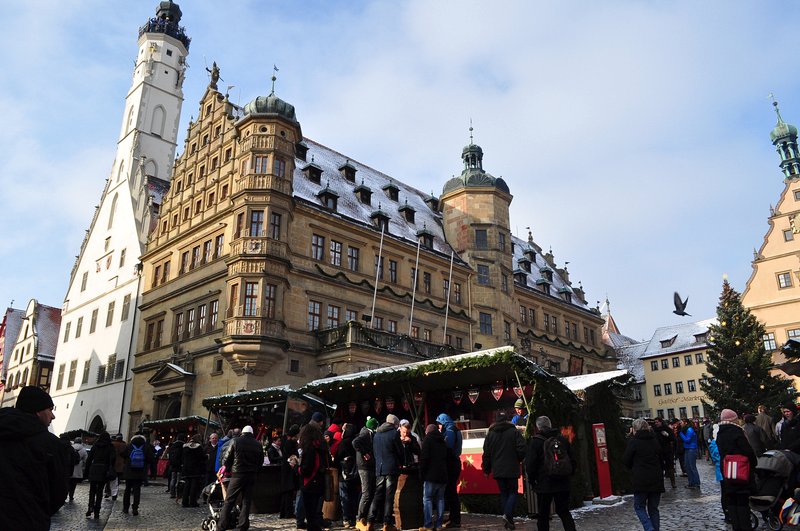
[218,424,264,531]
[122,432,154,515]
[353,417,378,530]
[311,411,326,427]
[511,399,528,427]
[717,409,757,531]
[436,413,463,528]
[483,410,526,530]
[367,412,404,531]
[0,386,71,530]
[420,422,448,531]
[742,414,767,456]
[84,431,116,519]
[105,430,128,500]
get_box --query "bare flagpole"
[369,224,385,328]
[442,250,454,343]
[408,238,422,336]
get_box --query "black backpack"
[538,435,572,477]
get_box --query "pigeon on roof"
[673,292,691,317]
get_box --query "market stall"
[141,415,221,477]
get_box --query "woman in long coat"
[84,432,116,519]
[716,409,757,531]
[623,418,665,531]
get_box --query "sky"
[1,0,799,342]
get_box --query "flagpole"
[369,224,385,328]
[408,238,422,336]
[442,250,454,343]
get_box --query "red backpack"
[722,454,750,484]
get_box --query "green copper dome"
[243,94,298,123]
[771,120,798,143]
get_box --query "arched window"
[151,106,166,137]
[126,106,135,134]
[145,159,157,179]
[21,368,28,386]
[88,415,105,434]
[117,160,125,182]
[108,193,118,229]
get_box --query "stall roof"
[141,415,220,429]
[560,369,631,392]
[296,347,564,401]
[202,385,293,410]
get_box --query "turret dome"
[243,93,298,123]
[771,120,798,143]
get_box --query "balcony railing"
[230,236,288,259]
[224,317,284,338]
[233,174,291,195]
[315,321,463,359]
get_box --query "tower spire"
[769,94,800,179]
[270,64,279,96]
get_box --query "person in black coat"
[420,424,448,531]
[281,426,300,519]
[122,433,154,515]
[219,426,265,531]
[181,434,207,507]
[353,416,378,530]
[0,386,70,531]
[525,416,576,531]
[482,412,526,530]
[623,418,665,531]
[166,434,186,498]
[84,431,116,519]
[299,422,327,531]
[335,423,360,528]
[717,409,757,531]
[368,414,403,531]
[652,418,676,488]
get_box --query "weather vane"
[271,64,279,95]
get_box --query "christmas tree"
[700,280,797,415]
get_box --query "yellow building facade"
[128,73,616,429]
[742,103,800,389]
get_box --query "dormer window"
[694,332,708,343]
[558,287,572,303]
[424,193,439,212]
[513,269,527,286]
[302,162,323,184]
[535,277,551,295]
[518,256,532,273]
[524,247,537,263]
[383,181,399,201]
[339,160,357,182]
[370,209,390,233]
[660,335,678,348]
[399,200,415,223]
[540,266,554,282]
[317,181,339,211]
[416,224,433,249]
[354,179,372,205]
[296,141,309,162]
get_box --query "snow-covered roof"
[641,318,716,359]
[34,303,62,362]
[294,140,462,261]
[1,308,25,375]
[165,362,194,376]
[509,236,588,310]
[615,342,648,383]
[560,369,630,392]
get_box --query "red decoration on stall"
[467,388,480,404]
[513,386,524,398]
[491,384,504,401]
[452,390,463,405]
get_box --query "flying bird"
[673,292,691,316]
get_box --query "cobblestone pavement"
[51,459,742,530]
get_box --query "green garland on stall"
[582,383,631,496]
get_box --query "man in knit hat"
[366,414,403,531]
[0,386,71,530]
[511,399,528,427]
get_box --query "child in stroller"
[749,449,800,530]
[201,470,240,531]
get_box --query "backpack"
[539,435,573,477]
[129,444,145,469]
[722,454,750,484]
[340,455,357,481]
[71,447,81,467]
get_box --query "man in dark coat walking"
[717,409,757,531]
[623,418,665,531]
[0,386,70,531]
[525,415,576,531]
[652,417,676,488]
[181,433,207,507]
[219,425,265,531]
[420,424,448,531]
[482,412,526,530]
[122,432,154,515]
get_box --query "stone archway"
[164,399,181,419]
[88,415,105,434]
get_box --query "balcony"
[224,316,285,338]
[139,19,191,49]
[315,321,464,359]
[233,173,291,195]
[230,236,288,260]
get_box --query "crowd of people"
[624,403,800,531]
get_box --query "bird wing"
[673,292,683,311]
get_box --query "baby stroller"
[749,450,800,530]
[200,476,239,531]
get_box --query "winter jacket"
[111,439,127,474]
[221,432,265,477]
[742,423,767,456]
[267,443,285,466]
[123,435,154,481]
[372,422,403,477]
[716,422,757,493]
[335,424,358,480]
[353,425,376,471]
[679,426,697,450]
[755,412,776,441]
[525,427,575,494]
[436,413,463,459]
[181,440,207,478]
[215,435,231,472]
[85,433,117,483]
[652,423,675,467]
[72,442,88,479]
[0,407,70,531]
[709,439,723,482]
[482,421,525,479]
[205,442,218,475]
[399,432,420,469]
[167,438,185,469]
[420,430,448,484]
[781,416,800,452]
[622,429,665,493]
[300,444,327,494]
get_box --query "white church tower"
[51,2,190,437]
